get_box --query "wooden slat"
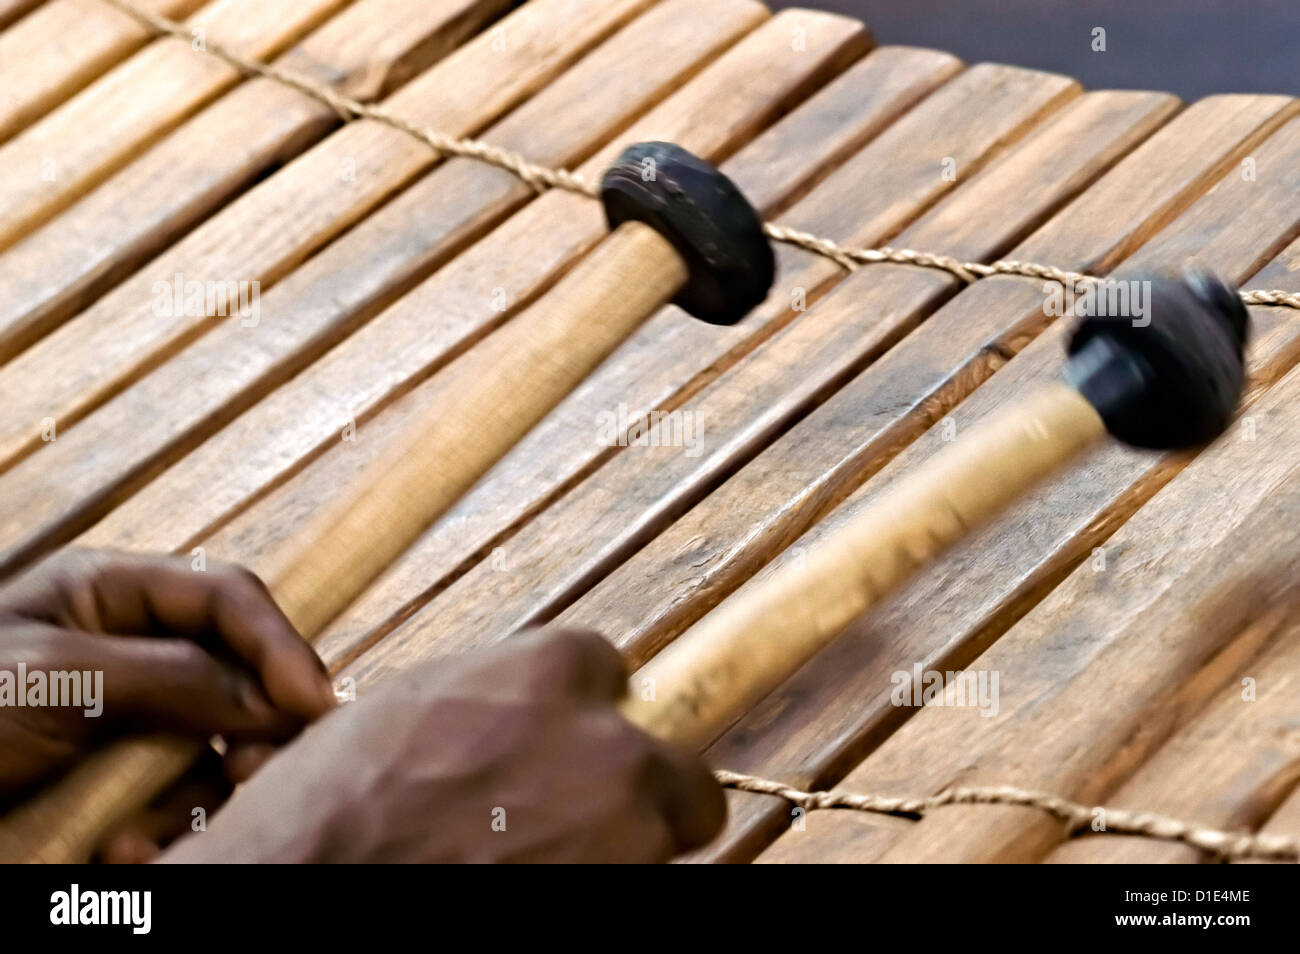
[864,378,1300,865]
[8,0,769,570]
[539,92,1179,654]
[752,121,1300,862]
[1241,787,1300,862]
[0,0,349,253]
[684,96,1298,863]
[0,0,207,145]
[274,0,496,102]
[1045,617,1300,863]
[760,378,1300,863]
[0,0,656,489]
[249,60,1084,677]
[561,99,1260,668]
[0,0,509,361]
[4,4,1288,869]
[77,10,874,562]
[0,0,42,29]
[342,86,1170,685]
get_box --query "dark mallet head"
[600,142,774,326]
[1066,270,1248,449]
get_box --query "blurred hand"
[163,627,726,863]
[0,548,336,857]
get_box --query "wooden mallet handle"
[272,221,686,636]
[0,141,780,863]
[0,221,688,864]
[2,266,1241,860]
[621,270,1251,750]
[3,381,1103,862]
[618,382,1107,750]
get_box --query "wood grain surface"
[0,0,207,146]
[0,0,509,360]
[3,0,1298,863]
[0,0,656,480]
[5,0,767,569]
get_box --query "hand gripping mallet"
[617,272,1249,749]
[0,142,775,862]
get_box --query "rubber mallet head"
[1066,271,1248,449]
[620,270,1252,750]
[600,141,775,325]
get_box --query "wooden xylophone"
[0,0,1298,864]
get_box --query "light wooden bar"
[755,129,1300,861]
[0,0,43,29]
[0,0,350,252]
[78,8,869,565]
[0,0,510,360]
[0,0,657,484]
[0,0,208,145]
[4,0,1299,864]
[220,60,1084,671]
[2,0,777,570]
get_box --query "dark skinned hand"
[0,548,337,856]
[162,627,727,863]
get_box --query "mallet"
[270,142,776,637]
[617,272,1248,749]
[0,142,775,862]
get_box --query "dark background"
[770,0,1299,100]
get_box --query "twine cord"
[717,770,1300,862]
[99,0,1300,308]
[86,0,1300,861]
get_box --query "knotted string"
[97,0,1300,309]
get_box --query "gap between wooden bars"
[97,0,1300,308]
[58,0,1300,862]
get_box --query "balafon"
[49,884,151,935]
